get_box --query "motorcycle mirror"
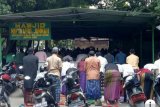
[24,76,31,80]
[46,82,50,85]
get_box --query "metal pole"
[152,25,155,63]
[140,31,142,66]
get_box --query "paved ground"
[9,89,131,107]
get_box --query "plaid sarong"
[48,75,61,103]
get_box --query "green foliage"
[7,0,36,13]
[106,0,150,12]
[52,39,74,49]
[6,0,94,13]
[34,0,56,10]
[154,0,160,13]
[0,0,11,14]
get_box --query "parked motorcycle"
[123,74,146,107]
[0,73,11,107]
[16,66,24,91]
[33,66,57,107]
[62,68,87,107]
[154,73,160,106]
[1,62,17,95]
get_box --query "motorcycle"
[2,62,17,95]
[154,73,160,106]
[0,73,11,107]
[62,68,87,107]
[33,66,57,107]
[16,66,24,91]
[123,74,146,107]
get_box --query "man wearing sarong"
[96,52,108,97]
[84,51,101,106]
[35,47,47,73]
[142,63,158,99]
[104,63,121,104]
[126,49,139,73]
[46,47,62,107]
[154,52,160,73]
[61,58,74,95]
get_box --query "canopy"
[0,7,156,39]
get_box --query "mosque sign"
[9,22,51,40]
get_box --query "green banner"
[9,22,51,40]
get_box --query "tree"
[94,0,159,13]
[0,0,11,14]
[7,0,36,13]
[6,0,103,13]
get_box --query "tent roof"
[0,7,156,39]
[0,7,155,23]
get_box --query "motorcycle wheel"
[0,100,10,107]
[134,101,144,107]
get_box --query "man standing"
[126,49,139,71]
[35,47,47,73]
[23,48,38,105]
[115,48,126,64]
[104,49,114,63]
[154,52,160,73]
[46,47,62,107]
[15,48,25,66]
[96,52,108,73]
[85,51,101,106]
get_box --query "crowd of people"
[4,46,160,106]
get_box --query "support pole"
[152,25,155,63]
[140,31,142,66]
[0,28,2,71]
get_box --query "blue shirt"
[115,51,126,64]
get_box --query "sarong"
[79,71,86,93]
[104,70,121,101]
[100,72,104,94]
[139,68,154,99]
[86,80,101,100]
[61,76,66,95]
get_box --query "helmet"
[2,74,11,81]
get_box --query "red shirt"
[78,61,85,72]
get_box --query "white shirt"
[117,64,123,73]
[121,64,134,78]
[154,59,160,73]
[61,61,75,77]
[97,56,108,73]
[35,72,47,81]
[144,63,158,71]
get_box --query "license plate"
[33,100,47,107]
